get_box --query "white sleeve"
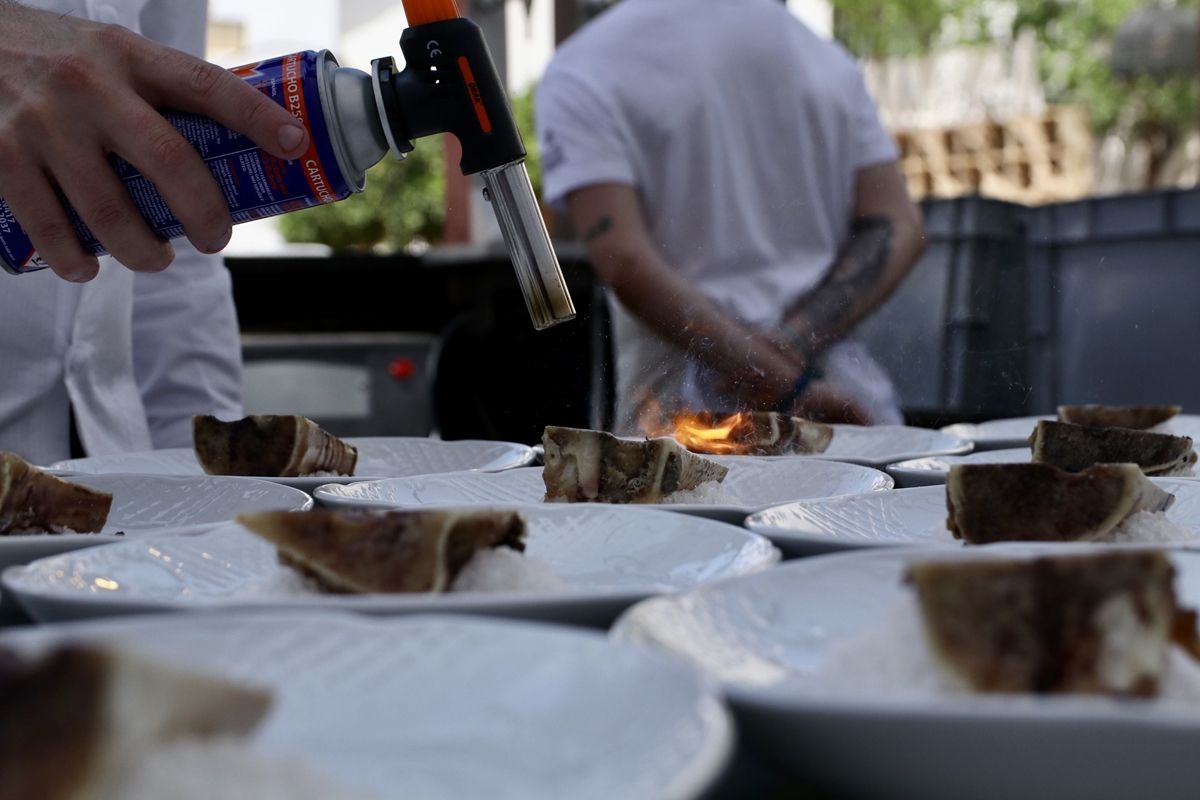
[846,66,899,170]
[131,243,244,449]
[535,71,637,209]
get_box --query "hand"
[709,328,805,409]
[0,5,310,281]
[760,325,811,366]
[766,320,871,423]
[785,380,872,425]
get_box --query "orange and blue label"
[0,50,351,274]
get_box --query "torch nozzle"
[482,161,576,330]
[379,14,575,329]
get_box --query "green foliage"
[510,87,542,199]
[278,136,446,253]
[830,0,1200,143]
[830,0,964,59]
[1005,0,1200,139]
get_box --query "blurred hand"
[709,328,805,409]
[759,325,811,365]
[787,380,871,425]
[0,5,310,280]
[761,323,872,424]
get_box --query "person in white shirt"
[0,0,310,465]
[536,0,926,434]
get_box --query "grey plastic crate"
[1025,188,1200,413]
[856,196,1030,421]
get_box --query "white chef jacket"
[0,0,243,466]
[536,0,904,432]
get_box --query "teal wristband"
[776,366,823,413]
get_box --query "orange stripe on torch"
[401,0,461,25]
[457,56,494,133]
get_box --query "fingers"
[48,134,174,273]
[134,44,309,161]
[825,399,870,426]
[796,384,871,426]
[106,100,231,255]
[761,328,807,370]
[0,154,99,281]
[755,330,805,374]
[0,12,258,278]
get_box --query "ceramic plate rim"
[743,479,1200,552]
[809,424,973,466]
[939,416,1052,447]
[312,460,896,517]
[744,485,949,552]
[943,414,1200,446]
[887,447,1032,473]
[885,447,1033,487]
[0,473,313,550]
[614,545,1200,731]
[48,438,537,485]
[1,507,782,618]
[0,608,735,800]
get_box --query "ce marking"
[427,40,443,58]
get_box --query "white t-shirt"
[0,0,243,465]
[536,0,902,431]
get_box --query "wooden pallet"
[896,106,1093,204]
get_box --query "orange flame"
[671,411,762,455]
[635,397,765,455]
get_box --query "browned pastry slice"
[238,509,527,593]
[905,551,1184,695]
[681,411,834,456]
[945,462,1174,544]
[0,644,272,800]
[0,452,112,535]
[1173,608,1200,661]
[1030,420,1196,475]
[193,415,357,477]
[1057,404,1181,430]
[542,426,729,503]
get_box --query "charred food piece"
[945,462,1174,544]
[683,411,834,456]
[0,452,112,535]
[905,551,1185,696]
[193,415,357,477]
[542,426,728,503]
[0,644,271,800]
[238,509,527,593]
[1030,420,1196,476]
[1058,404,1181,430]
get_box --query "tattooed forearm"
[782,216,894,361]
[583,215,615,243]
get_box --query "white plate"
[0,610,732,800]
[1159,415,1200,440]
[942,414,1200,451]
[745,478,1200,557]
[50,437,536,489]
[611,546,1200,800]
[0,474,312,570]
[2,504,780,626]
[314,459,894,525]
[811,424,970,466]
[940,416,1049,450]
[887,447,1032,487]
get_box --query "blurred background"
[208,0,1200,440]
